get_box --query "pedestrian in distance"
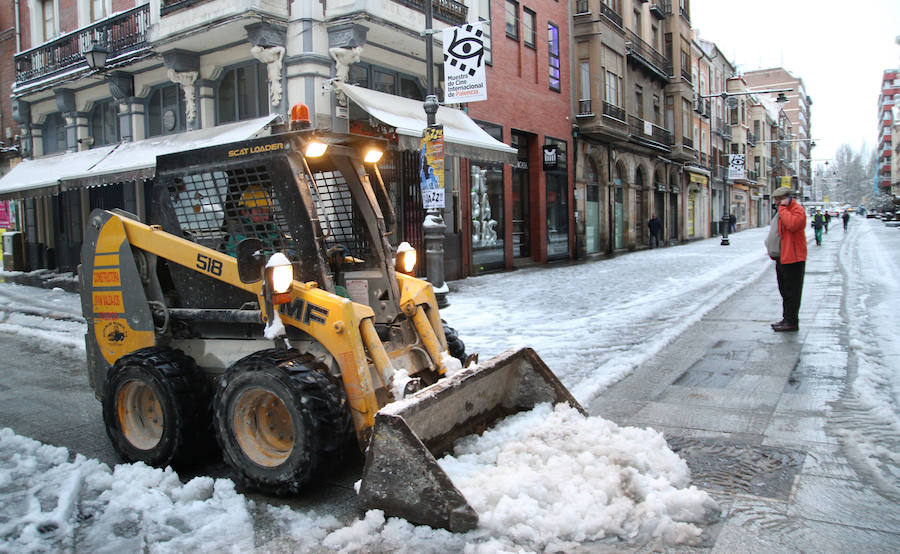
[824,211,831,233]
[729,212,737,233]
[767,187,807,332]
[648,214,662,248]
[811,209,825,246]
[842,210,850,230]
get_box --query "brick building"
[877,69,898,193]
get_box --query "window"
[217,62,268,124]
[91,0,107,22]
[634,85,643,119]
[523,8,536,48]
[651,24,659,51]
[476,1,493,65]
[147,84,186,137]
[653,94,661,125]
[42,113,66,155]
[41,0,57,41]
[633,8,642,35]
[579,61,591,110]
[682,98,691,138]
[548,23,561,92]
[604,47,623,108]
[90,99,119,146]
[666,95,674,131]
[348,63,424,101]
[505,0,519,40]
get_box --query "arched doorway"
[585,157,601,253]
[668,172,679,240]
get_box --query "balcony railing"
[577,99,594,117]
[681,65,692,83]
[714,118,732,140]
[603,101,626,122]
[700,152,708,168]
[394,0,468,25]
[649,2,666,19]
[626,30,670,81]
[681,136,693,149]
[599,3,623,28]
[15,4,151,85]
[747,132,757,146]
[627,115,672,148]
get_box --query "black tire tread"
[102,346,209,468]
[213,349,352,495]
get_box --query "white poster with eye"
[443,23,487,103]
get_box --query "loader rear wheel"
[213,349,352,495]
[102,347,209,468]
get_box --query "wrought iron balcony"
[700,152,708,168]
[681,135,693,149]
[649,2,666,19]
[603,101,626,122]
[747,132,757,146]
[577,99,594,117]
[599,3,623,28]
[627,115,672,150]
[626,30,670,82]
[15,4,151,86]
[394,0,468,25]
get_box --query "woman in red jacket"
[771,187,807,332]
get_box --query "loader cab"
[151,131,402,324]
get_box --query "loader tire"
[102,347,210,468]
[213,349,352,495]
[442,322,467,366]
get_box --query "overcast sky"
[690,0,900,163]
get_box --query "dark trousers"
[776,260,805,325]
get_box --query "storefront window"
[545,138,568,259]
[585,158,600,253]
[471,163,504,270]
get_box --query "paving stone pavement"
[588,228,900,552]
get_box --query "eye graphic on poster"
[443,23,487,103]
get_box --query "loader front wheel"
[102,347,208,468]
[213,349,351,495]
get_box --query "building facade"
[571,0,696,255]
[0,0,571,278]
[878,69,898,193]
[743,68,812,200]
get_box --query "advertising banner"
[728,154,745,180]
[443,23,487,102]
[420,126,445,209]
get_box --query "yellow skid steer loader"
[79,108,581,531]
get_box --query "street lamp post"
[422,1,448,307]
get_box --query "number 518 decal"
[196,253,223,276]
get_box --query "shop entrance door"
[511,132,530,259]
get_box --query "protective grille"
[167,166,292,256]
[310,170,372,262]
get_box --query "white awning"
[335,82,517,164]
[0,114,278,200]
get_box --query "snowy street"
[1,217,898,552]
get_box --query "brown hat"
[772,187,793,199]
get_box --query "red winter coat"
[778,200,807,264]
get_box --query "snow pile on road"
[0,404,719,552]
[0,428,254,553]
[441,403,720,547]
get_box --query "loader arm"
[86,209,389,442]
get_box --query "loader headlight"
[266,253,294,295]
[395,241,417,274]
[364,148,383,164]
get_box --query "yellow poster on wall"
[780,176,792,188]
[419,126,445,209]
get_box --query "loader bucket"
[357,347,584,532]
